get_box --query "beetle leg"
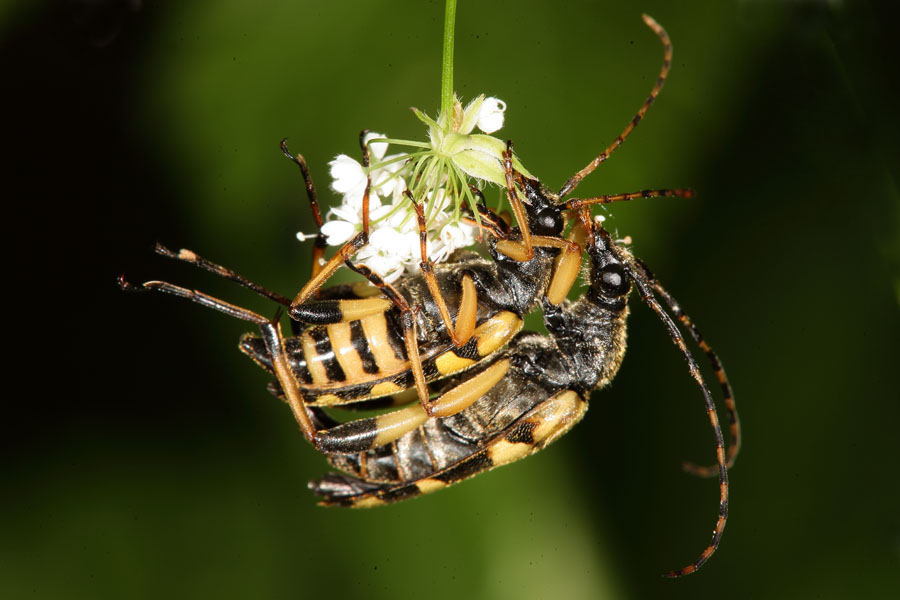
[404,190,478,347]
[289,132,376,309]
[454,275,478,345]
[313,358,511,454]
[494,234,582,305]
[289,231,368,311]
[427,357,510,418]
[545,231,583,306]
[314,402,428,454]
[494,234,574,262]
[259,320,320,442]
[492,239,533,262]
[357,129,373,232]
[459,185,511,240]
[280,139,329,285]
[501,140,534,260]
[290,297,394,325]
[329,388,419,412]
[340,259,431,414]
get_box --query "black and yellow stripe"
[243,309,524,407]
[241,309,523,407]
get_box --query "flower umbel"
[305,96,532,282]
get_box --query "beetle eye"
[599,263,629,297]
[532,206,563,236]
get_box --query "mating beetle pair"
[122,15,738,577]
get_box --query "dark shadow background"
[3,0,898,598]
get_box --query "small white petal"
[363,131,389,160]
[320,220,357,246]
[356,244,378,261]
[328,203,361,225]
[369,203,394,221]
[429,238,451,264]
[440,222,477,251]
[392,175,408,198]
[371,167,402,197]
[381,265,406,283]
[329,155,366,194]
[476,97,506,133]
[401,231,421,260]
[386,207,411,230]
[368,226,405,253]
[333,186,384,217]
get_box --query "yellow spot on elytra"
[416,479,447,494]
[488,439,532,465]
[532,391,584,442]
[351,496,385,508]
[370,381,403,397]
[434,351,475,375]
[310,393,342,406]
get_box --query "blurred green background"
[3,0,898,598]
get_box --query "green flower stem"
[449,160,481,228]
[440,0,457,121]
[368,138,430,150]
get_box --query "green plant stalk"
[440,0,457,120]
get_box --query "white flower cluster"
[301,96,517,284]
